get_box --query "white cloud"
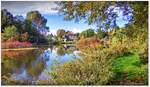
[48,29,57,35]
[72,28,82,33]
[48,28,82,35]
[1,1,59,16]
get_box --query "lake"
[1,45,80,85]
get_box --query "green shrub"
[138,43,148,64]
[2,25,19,41]
[50,48,114,85]
[96,29,107,39]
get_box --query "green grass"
[112,53,148,82]
[112,54,140,72]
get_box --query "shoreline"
[1,44,76,51]
[2,47,39,51]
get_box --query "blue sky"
[2,1,130,35]
[43,14,96,34]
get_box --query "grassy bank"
[111,53,148,85]
[50,48,148,85]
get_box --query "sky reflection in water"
[2,46,80,83]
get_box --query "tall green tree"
[47,34,53,43]
[26,11,48,43]
[57,2,133,29]
[57,2,147,30]
[27,11,42,22]
[26,11,47,26]
[1,9,14,32]
[22,20,40,43]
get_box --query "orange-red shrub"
[76,37,103,51]
[1,41,32,49]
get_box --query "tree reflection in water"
[1,45,80,85]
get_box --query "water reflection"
[1,45,80,84]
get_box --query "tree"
[27,11,42,22]
[130,2,148,43]
[57,2,133,30]
[80,29,95,38]
[1,9,14,32]
[20,32,29,42]
[13,21,23,34]
[2,25,19,41]
[22,20,37,42]
[22,19,47,43]
[12,16,25,34]
[26,11,49,43]
[65,30,73,35]
[26,11,47,27]
[47,33,54,44]
[130,2,148,28]
[57,1,148,32]
[56,29,66,38]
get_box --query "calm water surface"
[1,45,80,84]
